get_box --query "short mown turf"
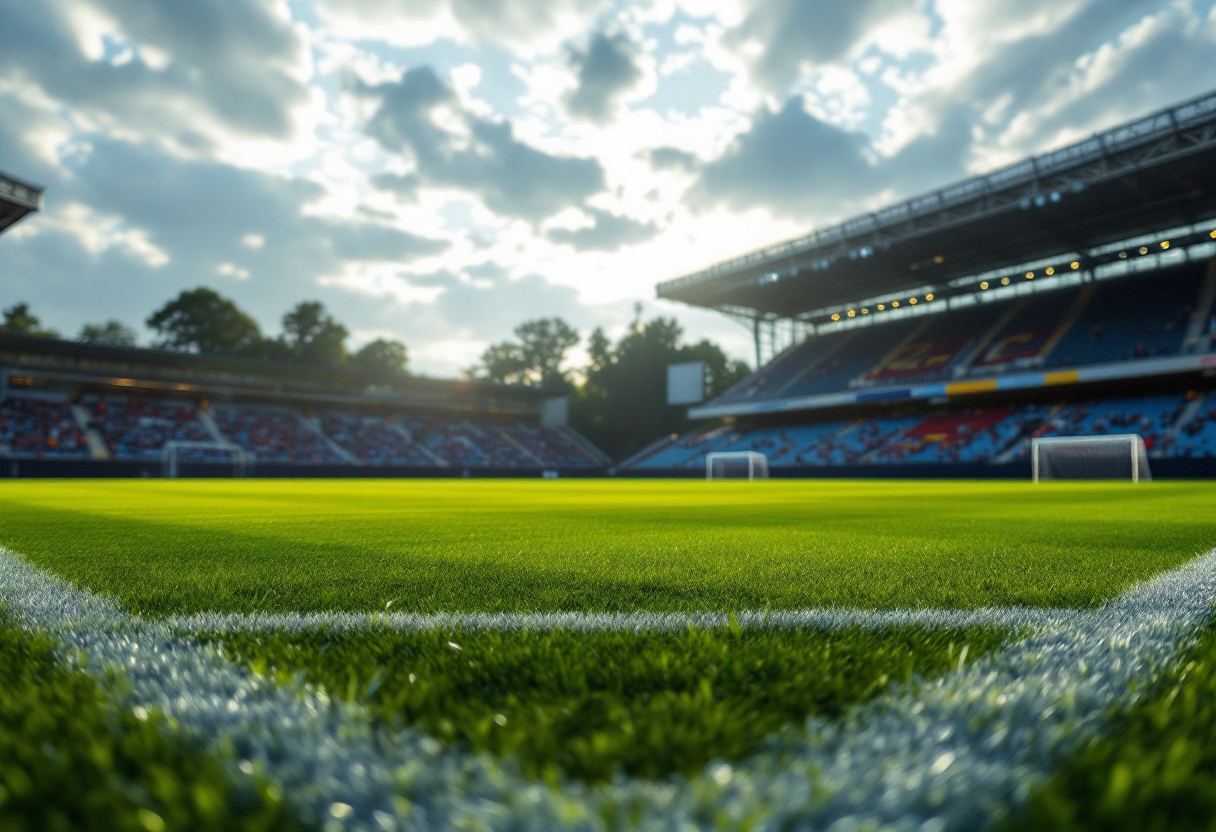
[210,623,1010,783]
[1,479,1213,615]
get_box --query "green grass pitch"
[4,477,1216,827]
[1,478,1213,615]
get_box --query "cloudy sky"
[2,0,1215,376]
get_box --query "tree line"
[1,290,408,374]
[463,307,750,459]
[2,292,751,460]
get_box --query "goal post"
[161,440,250,479]
[1031,434,1150,483]
[706,451,769,481]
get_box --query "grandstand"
[632,89,1216,477]
[0,170,40,235]
[0,333,607,476]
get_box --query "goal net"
[706,451,769,481]
[1031,434,1150,483]
[161,441,250,479]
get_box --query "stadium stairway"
[69,404,110,460]
[303,415,360,464]
[1162,393,1207,455]
[196,408,226,443]
[491,425,545,466]
[559,426,613,466]
[1182,260,1216,353]
[388,419,450,467]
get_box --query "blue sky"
[2,0,1215,375]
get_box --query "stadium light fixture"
[848,309,856,317]
[909,298,918,305]
[1211,230,1216,239]
[892,301,900,308]
[861,308,869,314]
[831,313,841,321]
[877,304,885,311]
[1119,251,1128,258]
[1045,267,1055,275]
[1001,277,1011,285]
[1071,261,1080,269]
[925,293,934,301]
[980,282,989,290]
[1026,272,1034,279]
[1139,246,1149,255]
[1160,241,1170,249]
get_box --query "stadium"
[6,49,1216,832]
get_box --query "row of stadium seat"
[626,391,1216,470]
[0,395,601,468]
[717,263,1214,405]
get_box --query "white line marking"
[165,606,1068,634]
[2,546,1215,831]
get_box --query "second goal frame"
[1030,434,1149,483]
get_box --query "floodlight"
[831,313,841,321]
[1139,246,1148,254]
[877,304,885,310]
[980,282,989,290]
[1045,267,1055,275]
[925,293,934,301]
[1001,277,1010,285]
[1071,261,1080,269]
[909,297,917,305]
[892,301,900,307]
[1160,241,1170,249]
[848,309,856,317]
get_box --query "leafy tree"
[78,320,138,347]
[470,317,580,389]
[279,301,348,367]
[1,303,58,337]
[350,339,409,374]
[571,315,749,460]
[146,288,262,355]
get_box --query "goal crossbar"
[1031,434,1150,483]
[160,440,250,479]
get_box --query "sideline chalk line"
[2,546,1215,831]
[165,605,1069,635]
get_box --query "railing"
[0,173,42,210]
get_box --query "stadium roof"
[0,171,42,235]
[657,89,1216,321]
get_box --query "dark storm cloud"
[362,66,606,221]
[563,32,644,124]
[546,207,657,251]
[723,0,917,91]
[0,0,308,146]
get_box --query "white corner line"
[2,546,1215,832]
